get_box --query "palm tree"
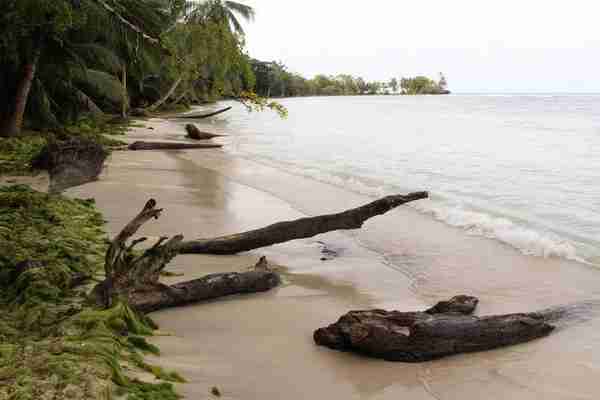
[0,0,170,137]
[186,0,255,35]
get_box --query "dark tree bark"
[185,124,224,140]
[0,48,41,137]
[89,200,280,312]
[314,295,556,362]
[128,141,223,150]
[176,106,232,120]
[178,192,429,255]
[91,192,428,312]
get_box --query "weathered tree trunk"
[176,106,232,120]
[91,192,428,312]
[128,141,223,150]
[178,192,429,255]
[1,49,41,137]
[314,295,556,362]
[185,124,223,140]
[90,200,280,312]
[146,76,184,112]
[121,65,128,118]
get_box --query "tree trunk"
[90,200,281,311]
[91,191,428,312]
[146,76,184,112]
[178,192,429,255]
[175,106,232,120]
[314,295,556,362]
[121,65,128,118]
[1,49,41,137]
[128,141,223,150]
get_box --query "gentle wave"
[230,150,588,264]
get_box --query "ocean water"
[202,95,600,265]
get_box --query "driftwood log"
[176,106,232,120]
[178,192,429,255]
[128,141,223,151]
[91,192,429,312]
[185,124,224,140]
[90,200,279,312]
[314,295,556,362]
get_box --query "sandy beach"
[66,118,600,399]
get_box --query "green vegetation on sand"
[0,185,183,400]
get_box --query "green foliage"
[0,136,47,174]
[251,59,451,97]
[400,75,449,95]
[0,185,106,305]
[0,187,183,399]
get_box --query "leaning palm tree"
[0,0,172,137]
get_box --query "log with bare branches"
[89,200,280,311]
[90,192,428,312]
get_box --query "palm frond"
[224,1,254,21]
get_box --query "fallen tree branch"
[90,200,280,312]
[178,191,429,255]
[128,141,223,150]
[314,295,555,362]
[175,106,232,119]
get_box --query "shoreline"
[66,117,600,399]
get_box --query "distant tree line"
[251,60,449,98]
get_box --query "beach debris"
[211,386,222,397]
[128,141,222,150]
[314,295,556,362]
[316,241,341,261]
[178,191,429,255]
[89,199,280,313]
[176,106,232,120]
[90,191,428,314]
[185,124,224,140]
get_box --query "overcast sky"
[242,0,599,93]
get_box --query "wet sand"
[67,118,600,399]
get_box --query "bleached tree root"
[314,295,556,362]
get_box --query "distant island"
[251,60,450,97]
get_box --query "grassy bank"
[0,186,183,400]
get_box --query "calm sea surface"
[206,95,600,264]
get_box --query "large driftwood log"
[90,200,279,312]
[185,124,224,140]
[176,106,232,120]
[314,295,555,362]
[178,192,429,255]
[128,141,223,151]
